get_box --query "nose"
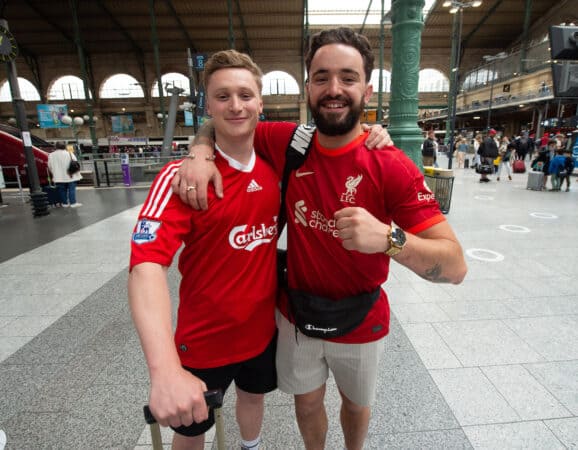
[229,95,242,112]
[327,77,341,97]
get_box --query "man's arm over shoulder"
[171,120,222,210]
[253,121,297,176]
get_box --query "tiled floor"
[0,159,576,449]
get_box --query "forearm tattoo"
[422,263,451,283]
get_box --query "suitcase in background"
[513,159,526,173]
[42,184,61,206]
[526,171,544,190]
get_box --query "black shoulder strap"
[278,125,315,231]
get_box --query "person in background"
[456,137,469,169]
[472,133,483,169]
[496,136,513,181]
[515,132,534,161]
[477,129,499,182]
[548,148,566,191]
[560,148,575,192]
[421,129,436,167]
[47,141,83,208]
[531,139,554,190]
[174,27,467,450]
[539,133,549,150]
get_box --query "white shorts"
[275,309,385,406]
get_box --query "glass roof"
[307,0,437,25]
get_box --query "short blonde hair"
[203,50,263,93]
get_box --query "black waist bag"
[287,287,380,339]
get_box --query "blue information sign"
[184,110,194,127]
[193,54,207,71]
[196,89,205,117]
[111,115,134,133]
[36,104,69,129]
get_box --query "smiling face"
[306,43,373,144]
[205,67,263,144]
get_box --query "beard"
[308,95,365,136]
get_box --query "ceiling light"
[449,6,459,13]
[443,1,452,6]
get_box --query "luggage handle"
[143,389,224,424]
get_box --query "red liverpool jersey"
[130,151,280,368]
[254,121,445,344]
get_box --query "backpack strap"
[278,124,315,231]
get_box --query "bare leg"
[338,390,370,450]
[235,387,265,441]
[172,432,204,450]
[294,384,327,450]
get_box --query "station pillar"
[387,0,426,168]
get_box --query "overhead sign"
[37,104,69,129]
[184,110,194,126]
[111,115,134,133]
[192,53,208,71]
[196,89,205,117]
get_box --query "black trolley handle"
[143,389,224,424]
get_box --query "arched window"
[370,69,391,92]
[100,74,145,98]
[152,73,190,97]
[461,68,494,91]
[418,69,449,92]
[48,75,91,100]
[262,71,300,95]
[0,77,41,102]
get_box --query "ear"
[363,83,373,104]
[258,96,263,114]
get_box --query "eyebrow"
[311,68,360,78]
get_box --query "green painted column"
[387,0,425,168]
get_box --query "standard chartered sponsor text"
[309,210,339,237]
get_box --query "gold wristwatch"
[385,226,406,256]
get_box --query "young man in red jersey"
[173,28,467,450]
[128,50,280,450]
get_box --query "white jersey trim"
[215,143,256,172]
[141,161,181,219]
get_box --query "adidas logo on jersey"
[247,179,262,192]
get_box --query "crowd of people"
[421,128,576,190]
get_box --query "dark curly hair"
[305,27,374,83]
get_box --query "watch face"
[392,228,406,246]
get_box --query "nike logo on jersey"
[295,169,314,178]
[247,179,263,192]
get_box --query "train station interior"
[1,1,577,449]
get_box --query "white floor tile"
[481,365,571,420]
[402,323,462,369]
[432,320,544,366]
[463,421,565,450]
[430,367,519,426]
